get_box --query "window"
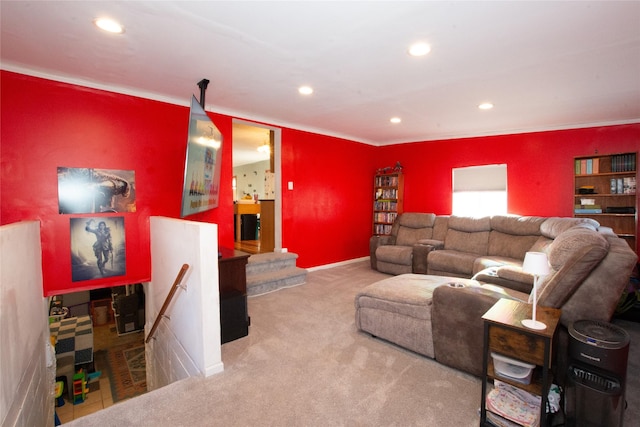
[452,164,507,217]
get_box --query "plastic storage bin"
[491,352,535,385]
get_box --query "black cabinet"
[218,247,250,343]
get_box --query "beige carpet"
[65,260,639,426]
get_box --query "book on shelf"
[624,177,637,194]
[578,186,595,194]
[375,175,399,187]
[611,153,637,172]
[574,208,602,214]
[374,212,397,223]
[374,201,398,211]
[610,177,637,195]
[604,207,636,214]
[575,157,600,175]
[375,189,398,199]
[576,154,637,174]
[374,224,393,235]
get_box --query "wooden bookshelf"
[372,172,404,235]
[574,152,637,253]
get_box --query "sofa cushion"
[560,235,639,326]
[428,250,479,276]
[396,226,433,246]
[398,212,436,228]
[444,229,489,255]
[394,213,436,246]
[444,216,490,255]
[540,217,599,239]
[448,215,491,232]
[432,216,450,241]
[490,215,545,236]
[488,231,540,259]
[534,227,609,308]
[548,227,608,271]
[355,274,467,320]
[376,245,413,265]
[487,216,543,261]
[377,261,412,276]
[473,265,534,294]
[472,256,523,275]
[529,235,554,255]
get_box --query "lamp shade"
[522,252,550,276]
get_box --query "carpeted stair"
[246,252,307,296]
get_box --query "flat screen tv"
[181,95,223,217]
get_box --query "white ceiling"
[232,122,272,167]
[2,1,640,164]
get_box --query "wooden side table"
[480,298,561,427]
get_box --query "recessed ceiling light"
[478,103,494,110]
[94,18,125,34]
[408,42,431,57]
[298,86,313,95]
[390,117,402,124]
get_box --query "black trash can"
[241,214,258,240]
[112,292,142,335]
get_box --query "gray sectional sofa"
[359,213,638,381]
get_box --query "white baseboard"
[306,256,370,272]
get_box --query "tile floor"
[55,320,146,423]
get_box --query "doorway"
[52,285,146,422]
[231,120,282,254]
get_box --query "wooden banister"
[145,263,189,344]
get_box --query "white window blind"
[453,164,507,192]
[452,164,507,216]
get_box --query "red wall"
[1,71,376,295]
[280,128,377,266]
[379,125,640,252]
[1,71,638,296]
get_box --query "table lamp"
[521,251,550,330]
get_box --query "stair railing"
[146,263,190,344]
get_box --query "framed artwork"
[58,167,136,214]
[70,216,126,281]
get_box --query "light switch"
[288,181,294,190]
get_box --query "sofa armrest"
[412,243,437,274]
[369,235,395,270]
[417,239,444,249]
[412,239,444,274]
[473,266,534,294]
[431,285,517,377]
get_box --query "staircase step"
[246,252,298,275]
[247,266,307,296]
